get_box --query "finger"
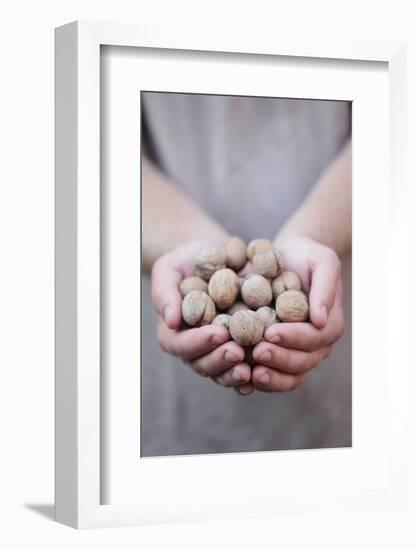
[252,341,331,374]
[264,283,344,351]
[234,382,255,396]
[214,363,252,387]
[151,256,183,329]
[252,366,306,392]
[190,342,245,377]
[309,250,341,329]
[265,323,333,352]
[157,320,229,362]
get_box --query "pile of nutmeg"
[180,237,309,347]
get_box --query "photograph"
[140,91,352,457]
[0,0,411,539]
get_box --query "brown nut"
[256,306,278,328]
[182,290,216,326]
[252,247,283,279]
[227,301,249,315]
[179,276,209,298]
[246,238,273,259]
[208,268,240,309]
[275,290,309,322]
[212,313,232,329]
[223,236,247,272]
[271,271,302,298]
[240,273,272,309]
[229,310,264,346]
[194,247,227,281]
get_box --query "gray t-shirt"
[141,92,352,456]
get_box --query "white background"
[0,0,416,548]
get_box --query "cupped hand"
[151,241,254,394]
[250,237,345,392]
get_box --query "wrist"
[275,222,346,258]
[274,223,315,249]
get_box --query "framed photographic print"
[55,21,407,528]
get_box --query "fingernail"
[163,305,172,324]
[212,335,225,346]
[258,373,270,385]
[321,305,328,323]
[259,350,272,363]
[224,350,239,364]
[232,368,243,381]
[268,334,281,344]
[239,385,252,395]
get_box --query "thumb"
[308,250,341,329]
[151,257,183,330]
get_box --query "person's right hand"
[151,241,254,394]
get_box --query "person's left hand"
[249,237,345,393]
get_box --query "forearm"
[142,154,228,272]
[275,140,352,257]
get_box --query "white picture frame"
[55,21,407,529]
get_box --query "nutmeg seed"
[240,273,273,309]
[212,313,232,329]
[179,276,209,298]
[246,238,273,259]
[182,290,216,326]
[223,236,247,272]
[194,247,227,281]
[256,306,278,328]
[275,290,309,322]
[229,310,264,346]
[227,301,249,315]
[252,247,283,279]
[271,271,302,298]
[208,268,240,309]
